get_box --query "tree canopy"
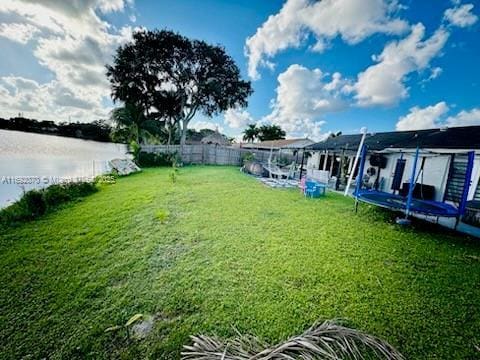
[106,29,253,146]
[257,125,286,141]
[242,124,286,142]
[242,124,259,142]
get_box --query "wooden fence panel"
[141,144,294,166]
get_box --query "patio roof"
[307,126,480,152]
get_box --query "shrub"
[129,140,141,161]
[20,190,47,218]
[241,152,255,165]
[0,181,97,227]
[169,167,178,183]
[43,184,72,206]
[137,151,179,167]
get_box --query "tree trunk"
[180,118,188,147]
[167,124,172,146]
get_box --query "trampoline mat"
[356,190,459,217]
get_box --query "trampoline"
[352,144,475,223]
[356,190,459,217]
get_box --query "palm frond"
[181,320,404,360]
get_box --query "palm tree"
[242,124,259,142]
[110,103,149,144]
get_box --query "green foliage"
[155,209,170,223]
[242,124,259,142]
[169,168,178,183]
[106,29,253,146]
[242,124,286,142]
[137,151,179,167]
[0,117,112,142]
[257,124,286,141]
[0,182,97,227]
[1,167,480,359]
[129,140,141,161]
[241,151,255,164]
[110,103,168,144]
[169,159,180,183]
[20,190,46,217]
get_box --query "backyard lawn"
[1,166,480,359]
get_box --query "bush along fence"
[0,181,98,227]
[140,144,294,166]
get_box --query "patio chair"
[304,180,326,198]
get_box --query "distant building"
[240,138,314,151]
[201,131,231,146]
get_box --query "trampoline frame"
[353,144,475,223]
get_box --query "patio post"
[299,150,305,180]
[344,127,368,196]
[405,147,420,218]
[329,153,335,176]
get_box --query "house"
[240,138,314,151]
[201,131,231,146]
[306,126,480,236]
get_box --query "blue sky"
[0,0,479,140]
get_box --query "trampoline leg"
[355,200,359,213]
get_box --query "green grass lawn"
[1,166,480,359]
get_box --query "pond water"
[0,129,129,208]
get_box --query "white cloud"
[190,120,223,132]
[446,108,480,127]
[0,76,109,121]
[0,0,135,122]
[245,0,408,79]
[0,23,39,44]
[396,103,480,130]
[425,66,443,82]
[351,23,449,106]
[264,64,347,141]
[224,108,254,129]
[396,101,449,130]
[444,3,478,28]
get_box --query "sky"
[0,0,479,141]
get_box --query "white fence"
[141,144,292,166]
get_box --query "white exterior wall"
[307,152,321,170]
[362,152,453,201]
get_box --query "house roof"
[241,138,314,150]
[307,126,480,152]
[201,132,230,145]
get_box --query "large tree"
[106,29,253,146]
